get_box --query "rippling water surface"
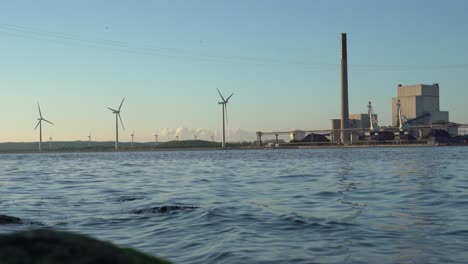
[1,147,468,263]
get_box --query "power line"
[1,23,468,71]
[0,23,325,67]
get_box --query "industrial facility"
[330,111,378,143]
[391,83,457,138]
[330,82,457,143]
[255,33,467,147]
[392,83,447,126]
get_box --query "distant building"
[392,83,448,126]
[331,113,377,143]
[392,83,455,137]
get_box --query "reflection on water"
[1,147,468,263]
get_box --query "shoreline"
[0,143,467,154]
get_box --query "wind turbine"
[88,132,92,147]
[49,136,52,151]
[34,103,54,152]
[107,97,125,150]
[154,133,158,146]
[130,131,135,149]
[217,88,233,149]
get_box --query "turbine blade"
[118,113,125,130]
[42,118,54,125]
[107,107,117,112]
[216,88,226,102]
[118,97,125,111]
[226,93,234,102]
[34,120,41,130]
[37,103,42,118]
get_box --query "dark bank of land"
[0,227,171,264]
[1,138,467,153]
[0,140,253,153]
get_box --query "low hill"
[0,140,223,152]
[155,140,220,149]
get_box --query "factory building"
[331,113,377,143]
[392,83,448,125]
[392,83,454,137]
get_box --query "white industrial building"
[392,83,455,137]
[392,83,448,126]
[330,113,377,143]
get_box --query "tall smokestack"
[340,33,349,143]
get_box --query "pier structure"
[255,123,468,147]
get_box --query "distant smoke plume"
[157,127,255,142]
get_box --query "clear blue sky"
[1,0,467,142]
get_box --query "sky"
[1,0,467,142]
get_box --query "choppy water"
[1,147,468,263]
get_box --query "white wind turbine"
[217,88,233,149]
[88,132,92,147]
[34,103,54,152]
[154,132,158,146]
[107,97,125,150]
[131,131,135,149]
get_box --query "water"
[1,147,468,263]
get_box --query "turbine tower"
[154,133,158,146]
[131,131,135,149]
[49,136,52,151]
[88,132,92,147]
[107,97,125,150]
[34,103,54,152]
[217,88,233,149]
